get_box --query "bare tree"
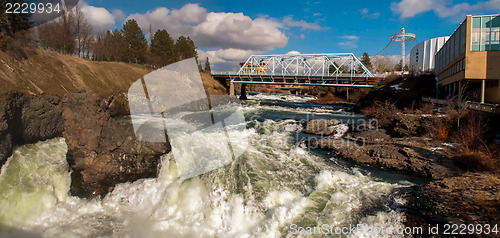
[37,9,76,54]
[74,6,93,57]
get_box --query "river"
[0,93,414,237]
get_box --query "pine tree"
[198,61,203,72]
[204,57,211,73]
[0,0,32,48]
[360,53,373,71]
[122,19,147,63]
[394,60,402,71]
[175,36,197,60]
[150,29,175,66]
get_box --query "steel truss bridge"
[212,53,383,88]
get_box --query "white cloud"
[359,8,381,19]
[124,4,329,71]
[338,35,359,49]
[391,0,500,20]
[341,35,359,40]
[125,4,288,52]
[300,34,305,40]
[78,1,115,33]
[282,16,325,31]
[112,9,126,22]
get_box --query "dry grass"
[0,47,151,97]
[0,47,228,99]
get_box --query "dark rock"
[0,101,11,165]
[0,92,64,165]
[305,119,341,135]
[408,173,500,225]
[20,96,63,144]
[102,92,131,117]
[316,134,460,179]
[346,129,392,142]
[62,92,170,197]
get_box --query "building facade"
[435,14,500,104]
[409,36,449,74]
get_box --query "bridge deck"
[212,74,383,88]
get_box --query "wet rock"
[305,119,342,135]
[62,92,170,197]
[0,102,11,165]
[409,173,500,225]
[0,92,64,165]
[317,133,460,179]
[346,129,392,142]
[20,96,64,143]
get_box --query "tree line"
[0,0,203,69]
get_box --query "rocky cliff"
[0,92,170,197]
[0,48,228,197]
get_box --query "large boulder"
[0,92,64,165]
[0,101,11,166]
[62,92,170,197]
[305,119,342,136]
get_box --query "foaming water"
[0,101,409,237]
[0,138,69,231]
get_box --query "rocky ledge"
[305,119,460,179]
[0,92,170,197]
[304,118,500,227]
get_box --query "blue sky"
[81,0,500,71]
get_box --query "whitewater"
[0,94,411,237]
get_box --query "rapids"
[0,94,411,237]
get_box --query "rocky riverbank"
[304,118,500,228]
[0,92,170,197]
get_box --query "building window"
[471,15,500,51]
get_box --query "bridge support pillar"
[239,83,248,100]
[229,81,235,96]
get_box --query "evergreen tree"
[360,53,373,71]
[204,57,211,73]
[175,36,197,60]
[198,61,203,72]
[150,29,175,66]
[122,19,147,63]
[0,0,32,48]
[394,60,402,71]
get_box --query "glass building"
[436,14,500,104]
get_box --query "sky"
[79,0,500,72]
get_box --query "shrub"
[452,153,498,173]
[360,100,399,128]
[450,113,488,153]
[4,40,27,60]
[394,114,423,137]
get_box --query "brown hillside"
[0,48,227,98]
